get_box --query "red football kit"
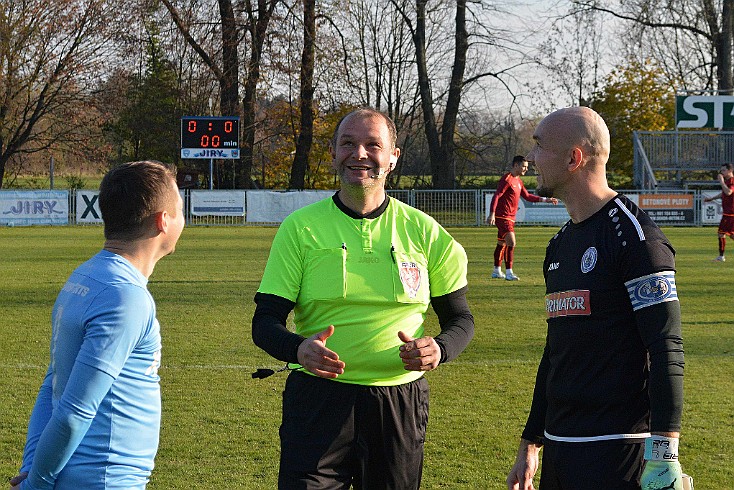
[490,172,542,240]
[719,177,734,237]
[490,172,543,273]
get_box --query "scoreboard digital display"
[180,116,240,159]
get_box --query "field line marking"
[1,359,554,370]
[3,355,730,372]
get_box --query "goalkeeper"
[506,107,685,490]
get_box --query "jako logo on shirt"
[545,290,591,318]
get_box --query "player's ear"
[568,147,583,172]
[389,148,400,171]
[328,143,339,173]
[154,210,168,234]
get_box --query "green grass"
[1,226,732,488]
[3,174,104,190]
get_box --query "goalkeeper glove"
[641,435,683,490]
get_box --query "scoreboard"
[180,116,240,159]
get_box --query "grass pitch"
[1,225,732,488]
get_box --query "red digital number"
[200,135,209,147]
[224,121,233,133]
[212,135,221,147]
[188,120,197,133]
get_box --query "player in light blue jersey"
[11,160,185,490]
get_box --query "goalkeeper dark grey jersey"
[523,194,684,444]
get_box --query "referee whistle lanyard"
[251,363,292,379]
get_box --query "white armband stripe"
[625,271,678,311]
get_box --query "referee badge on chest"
[399,261,422,299]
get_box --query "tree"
[161,0,240,121]
[590,58,676,185]
[574,0,734,94]
[387,0,528,189]
[162,0,279,188]
[256,97,343,189]
[161,0,239,187]
[289,0,316,190]
[102,26,181,165]
[391,0,468,189]
[328,0,420,188]
[241,0,281,188]
[0,0,121,188]
[532,7,606,109]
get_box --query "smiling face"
[511,159,529,177]
[330,112,400,190]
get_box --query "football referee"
[252,108,474,489]
[507,107,685,490]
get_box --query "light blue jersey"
[21,250,162,490]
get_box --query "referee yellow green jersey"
[257,196,468,386]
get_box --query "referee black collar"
[332,191,390,219]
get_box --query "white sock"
[493,266,502,273]
[506,268,514,276]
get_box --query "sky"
[470,0,622,118]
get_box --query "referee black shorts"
[539,439,645,489]
[278,370,430,490]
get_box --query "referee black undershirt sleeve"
[431,286,475,364]
[252,292,304,364]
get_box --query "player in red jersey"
[703,163,734,262]
[487,155,557,280]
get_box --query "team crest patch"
[625,272,678,311]
[399,261,422,298]
[581,247,597,274]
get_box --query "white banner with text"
[191,190,245,216]
[0,190,68,226]
[246,190,333,223]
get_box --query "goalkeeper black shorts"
[540,438,645,489]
